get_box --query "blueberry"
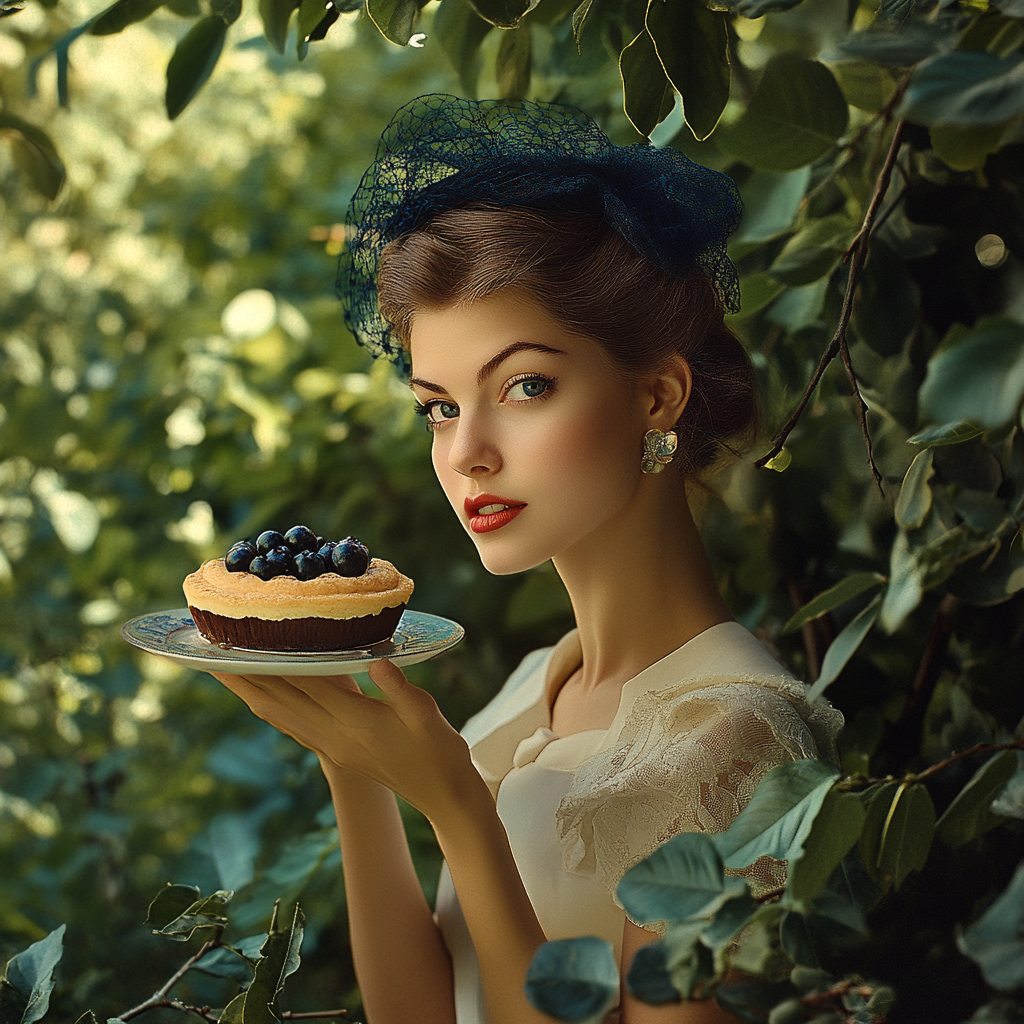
[284,525,317,554]
[317,541,337,565]
[225,542,256,573]
[294,550,327,580]
[249,555,274,581]
[256,530,286,555]
[315,535,326,548]
[332,537,370,577]
[265,546,294,577]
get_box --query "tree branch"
[911,736,1024,785]
[120,933,224,1022]
[756,116,908,494]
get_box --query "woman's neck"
[551,471,732,696]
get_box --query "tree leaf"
[700,889,760,950]
[902,52,1024,127]
[0,926,65,1024]
[957,859,1024,990]
[787,790,866,902]
[808,594,880,701]
[210,0,242,21]
[715,56,849,171]
[838,23,952,66]
[496,24,531,99]
[734,168,811,244]
[617,831,746,924]
[149,888,233,941]
[645,0,730,141]
[783,571,885,635]
[919,318,1024,431]
[619,30,675,138]
[930,121,1010,172]
[525,937,619,1024]
[713,759,840,870]
[936,750,1017,847]
[833,61,898,113]
[259,0,299,54]
[880,531,923,633]
[468,0,531,29]
[768,214,857,287]
[89,0,164,35]
[165,15,228,120]
[146,884,202,929]
[907,421,986,448]
[710,0,805,14]
[876,782,935,890]
[296,0,331,41]
[241,903,304,1024]
[0,113,66,200]
[895,450,934,530]
[571,0,592,49]
[991,753,1024,819]
[625,941,680,1005]
[367,0,420,43]
[730,273,785,320]
[433,0,493,94]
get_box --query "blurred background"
[3,0,1024,1019]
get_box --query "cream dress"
[434,621,844,1024]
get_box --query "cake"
[183,526,414,652]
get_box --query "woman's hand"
[209,662,478,821]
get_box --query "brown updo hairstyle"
[376,203,756,478]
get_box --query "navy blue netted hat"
[340,94,743,372]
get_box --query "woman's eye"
[504,376,554,402]
[421,401,459,429]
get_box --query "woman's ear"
[644,354,692,429]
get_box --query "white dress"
[434,621,844,1024]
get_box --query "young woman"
[212,95,842,1024]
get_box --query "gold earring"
[641,428,678,474]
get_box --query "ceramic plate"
[121,608,464,675]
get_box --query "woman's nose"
[446,413,501,478]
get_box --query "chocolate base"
[188,605,406,652]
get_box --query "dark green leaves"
[469,0,532,29]
[907,421,986,448]
[783,572,886,635]
[89,0,164,35]
[618,832,746,924]
[645,0,730,141]
[919,319,1024,431]
[716,56,849,170]
[620,30,674,138]
[902,52,1024,127]
[936,751,1018,847]
[145,883,233,940]
[525,937,619,1023]
[165,15,228,120]
[367,0,421,44]
[0,113,66,200]
[434,0,493,93]
[808,595,881,701]
[858,783,934,890]
[259,0,300,53]
[958,861,1024,990]
[235,903,305,1024]
[496,24,531,99]
[0,925,65,1024]
[895,450,934,530]
[788,792,865,902]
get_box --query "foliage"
[2,0,1024,1021]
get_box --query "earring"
[641,428,678,474]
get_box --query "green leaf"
[259,0,299,53]
[367,0,420,43]
[733,168,811,244]
[619,30,675,138]
[766,277,829,332]
[433,0,493,94]
[768,214,857,287]
[880,531,923,633]
[468,0,531,29]
[716,56,849,171]
[219,993,246,1024]
[241,903,304,1024]
[700,889,760,950]
[624,940,681,1005]
[165,15,228,120]
[146,884,202,929]
[902,52,1024,127]
[496,24,531,100]
[296,0,330,40]
[714,759,841,870]
[0,926,65,1024]
[645,0,730,141]
[526,938,618,1024]
[787,791,866,902]
[936,751,1017,846]
[930,122,1010,172]
[958,859,1024,990]
[833,61,898,113]
[919,318,1024,431]
[895,450,934,530]
[211,0,242,21]
[89,0,164,34]
[783,571,885,635]
[149,888,233,941]
[907,421,986,448]
[876,782,935,890]
[764,448,792,472]
[711,0,805,14]
[0,113,66,200]
[617,832,745,924]
[808,594,881,701]
[729,273,785,320]
[571,0,592,49]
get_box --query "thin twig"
[120,933,224,1021]
[757,117,907,492]
[800,980,875,1007]
[281,1012,355,1020]
[912,736,1024,784]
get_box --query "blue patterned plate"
[121,608,464,676]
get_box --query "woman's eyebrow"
[408,377,446,394]
[475,342,565,385]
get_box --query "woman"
[213,95,842,1024]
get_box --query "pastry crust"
[183,557,414,621]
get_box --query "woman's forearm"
[320,757,456,1024]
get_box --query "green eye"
[505,376,555,401]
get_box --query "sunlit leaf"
[907,421,985,448]
[496,24,531,99]
[619,30,675,138]
[259,0,299,53]
[526,937,618,1024]
[930,121,1010,172]
[165,15,228,120]
[367,0,420,44]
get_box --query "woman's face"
[408,291,650,576]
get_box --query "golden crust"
[183,557,414,621]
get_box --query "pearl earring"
[641,428,678,474]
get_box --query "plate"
[121,609,465,676]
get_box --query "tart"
[184,551,414,652]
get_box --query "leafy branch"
[120,932,225,1021]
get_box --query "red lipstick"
[465,493,527,534]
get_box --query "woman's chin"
[473,541,552,577]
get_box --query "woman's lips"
[465,494,527,534]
